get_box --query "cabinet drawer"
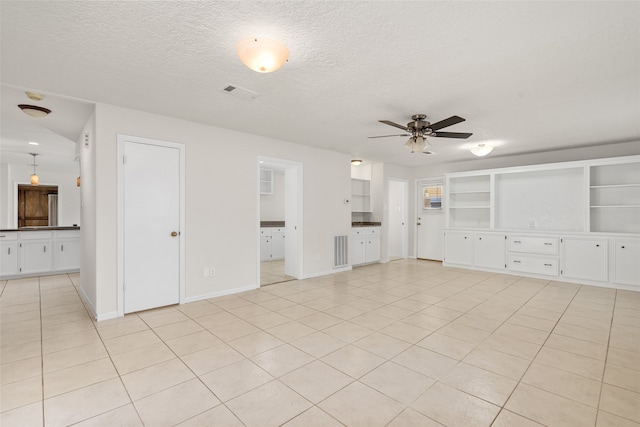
[0,232,18,241]
[19,231,53,240]
[508,254,558,276]
[54,230,80,239]
[509,236,558,255]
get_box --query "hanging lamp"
[29,153,39,186]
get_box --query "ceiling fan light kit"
[370,113,473,154]
[18,104,51,118]
[237,38,289,73]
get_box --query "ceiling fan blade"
[429,115,465,131]
[379,120,410,131]
[368,134,410,139]
[432,131,473,139]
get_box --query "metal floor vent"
[220,84,259,101]
[333,235,348,268]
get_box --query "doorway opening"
[387,178,408,261]
[257,157,303,286]
[17,184,59,227]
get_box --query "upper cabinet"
[589,161,640,234]
[351,178,371,212]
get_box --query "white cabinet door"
[562,238,608,282]
[271,231,285,260]
[366,235,381,263]
[352,236,366,265]
[0,243,19,276]
[613,241,640,286]
[260,237,271,261]
[444,231,473,266]
[475,234,506,270]
[56,239,81,271]
[20,240,53,274]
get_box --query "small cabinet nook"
[443,155,640,291]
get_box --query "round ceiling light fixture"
[470,143,494,157]
[25,91,44,101]
[18,104,51,118]
[237,38,289,73]
[351,159,363,166]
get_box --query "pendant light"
[29,153,39,186]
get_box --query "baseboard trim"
[183,283,259,304]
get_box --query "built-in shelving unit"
[447,175,491,228]
[590,162,640,233]
[260,169,273,194]
[351,178,371,212]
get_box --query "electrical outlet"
[210,268,216,278]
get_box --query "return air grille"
[219,84,259,101]
[333,235,348,268]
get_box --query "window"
[423,185,443,210]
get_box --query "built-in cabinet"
[443,155,640,290]
[352,227,380,265]
[0,229,80,278]
[260,169,273,195]
[260,227,285,261]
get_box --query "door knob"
[171,231,178,237]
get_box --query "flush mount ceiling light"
[28,141,39,146]
[29,153,39,186]
[404,135,427,153]
[470,143,494,157]
[237,38,289,73]
[25,91,44,101]
[351,159,363,166]
[18,104,51,118]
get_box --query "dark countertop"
[260,221,285,228]
[1,226,80,232]
[352,222,382,227]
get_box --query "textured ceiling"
[1,1,638,167]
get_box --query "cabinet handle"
[479,237,482,240]
[464,236,467,239]
[514,240,521,244]
[596,244,600,247]
[544,263,552,267]
[7,247,10,255]
[621,246,625,249]
[513,260,521,264]
[0,235,5,238]
[544,242,553,246]
[61,244,64,252]
[44,246,46,253]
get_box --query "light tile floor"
[261,259,295,287]
[1,260,639,426]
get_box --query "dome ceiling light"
[237,38,289,73]
[470,143,494,157]
[18,104,51,118]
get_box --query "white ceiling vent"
[220,84,259,101]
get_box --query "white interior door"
[123,140,181,313]
[387,179,408,259]
[416,179,445,261]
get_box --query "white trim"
[183,284,259,304]
[96,311,119,322]
[116,134,186,317]
[79,285,97,319]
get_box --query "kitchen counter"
[1,226,80,232]
[260,221,285,228]
[351,222,381,227]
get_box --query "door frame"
[257,156,303,285]
[116,134,186,317]
[386,177,409,260]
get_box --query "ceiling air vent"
[219,84,259,101]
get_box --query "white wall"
[260,170,285,221]
[0,163,81,228]
[79,112,97,315]
[89,103,351,318]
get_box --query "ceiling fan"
[369,114,472,153]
